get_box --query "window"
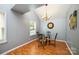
[30,21,36,36]
[0,11,6,44]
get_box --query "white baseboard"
[1,39,73,55]
[65,41,73,55]
[1,39,37,55]
[56,39,66,42]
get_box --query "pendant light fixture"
[42,4,52,21]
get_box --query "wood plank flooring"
[6,39,71,55]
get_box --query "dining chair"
[47,31,51,45]
[36,32,40,39]
[37,34,47,48]
[53,33,58,47]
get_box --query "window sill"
[0,40,7,44]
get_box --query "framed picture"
[47,22,54,29]
[69,10,77,30]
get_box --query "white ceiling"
[35,4,71,19]
[12,4,72,19]
[12,4,43,14]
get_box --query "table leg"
[49,40,51,45]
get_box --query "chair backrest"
[47,31,51,39]
[36,32,40,37]
[39,34,43,39]
[54,33,58,40]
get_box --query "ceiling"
[12,4,43,14]
[35,4,71,19]
[12,4,71,19]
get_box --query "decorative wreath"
[47,22,54,29]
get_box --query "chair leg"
[38,41,41,47]
[38,41,45,49]
[42,44,44,49]
[53,40,56,47]
[49,40,51,45]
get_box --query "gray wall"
[36,17,66,40]
[1,4,79,55]
[0,4,40,54]
[23,11,41,40]
[66,5,79,54]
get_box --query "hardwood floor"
[6,39,71,55]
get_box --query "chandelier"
[42,4,52,21]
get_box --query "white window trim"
[29,21,36,36]
[0,10,7,44]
